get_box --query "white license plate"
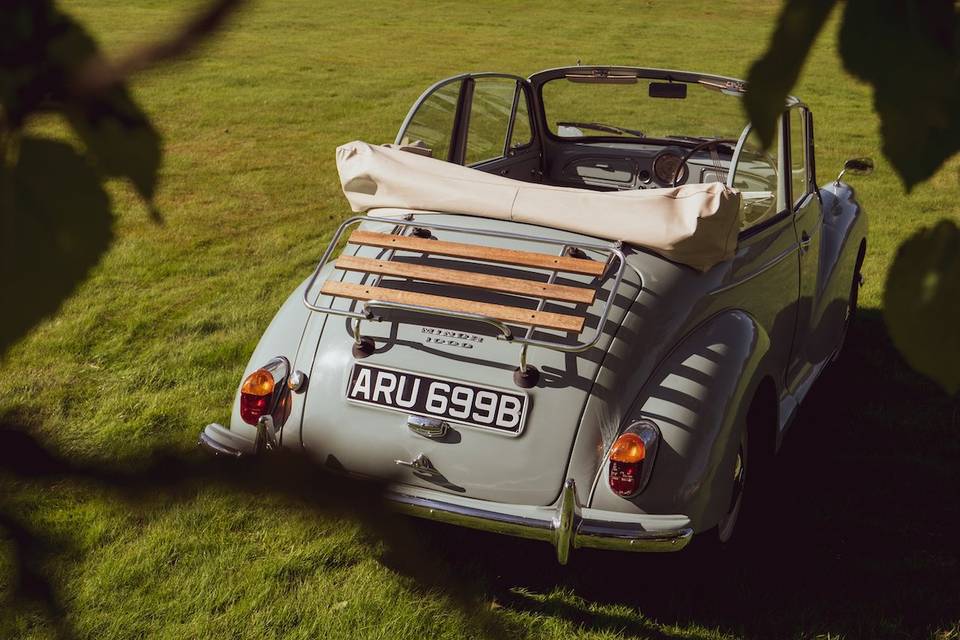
[346,363,528,435]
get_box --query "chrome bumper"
[199,423,693,564]
[388,479,693,564]
[198,420,272,457]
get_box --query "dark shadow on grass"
[394,309,960,640]
[2,309,957,640]
[0,426,521,640]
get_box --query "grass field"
[2,1,959,638]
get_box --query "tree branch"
[72,0,249,94]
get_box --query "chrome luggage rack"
[302,214,627,386]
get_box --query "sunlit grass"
[1,1,958,639]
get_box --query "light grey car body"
[200,66,868,563]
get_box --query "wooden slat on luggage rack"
[321,281,585,333]
[348,230,606,277]
[335,255,596,305]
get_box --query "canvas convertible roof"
[336,141,743,271]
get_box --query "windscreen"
[540,78,748,142]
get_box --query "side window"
[508,87,533,151]
[399,80,461,161]
[398,76,534,166]
[465,78,525,166]
[790,108,809,207]
[733,124,781,230]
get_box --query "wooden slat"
[321,281,585,333]
[348,230,605,277]
[335,255,596,305]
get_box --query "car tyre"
[716,428,747,543]
[833,242,866,361]
[688,387,775,556]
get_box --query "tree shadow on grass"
[0,428,523,640]
[2,309,956,640]
[402,308,960,639]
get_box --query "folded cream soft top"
[335,141,743,271]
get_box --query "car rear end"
[200,212,695,562]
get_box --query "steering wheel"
[671,138,740,187]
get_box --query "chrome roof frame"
[526,64,801,106]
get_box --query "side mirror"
[836,157,874,182]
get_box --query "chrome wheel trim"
[717,432,747,543]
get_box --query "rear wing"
[302,215,627,386]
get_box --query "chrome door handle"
[800,231,812,253]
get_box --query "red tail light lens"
[240,368,276,425]
[608,432,646,497]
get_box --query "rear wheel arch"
[834,237,868,360]
[587,309,775,529]
[693,373,780,549]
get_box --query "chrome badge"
[420,327,484,349]
[407,415,449,439]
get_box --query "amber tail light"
[607,420,660,498]
[239,357,290,425]
[608,433,646,496]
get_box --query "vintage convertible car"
[199,66,871,563]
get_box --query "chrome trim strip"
[387,478,693,564]
[709,243,798,295]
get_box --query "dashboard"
[548,142,729,191]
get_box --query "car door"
[785,105,829,389]
[724,122,800,403]
[395,73,542,180]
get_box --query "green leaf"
[838,0,960,191]
[0,1,162,201]
[744,0,838,149]
[0,0,60,126]
[65,87,162,202]
[0,137,113,356]
[883,220,960,395]
[47,9,162,202]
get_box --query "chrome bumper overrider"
[198,423,693,564]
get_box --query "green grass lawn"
[2,1,959,638]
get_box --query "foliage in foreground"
[745,0,960,393]
[0,0,958,637]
